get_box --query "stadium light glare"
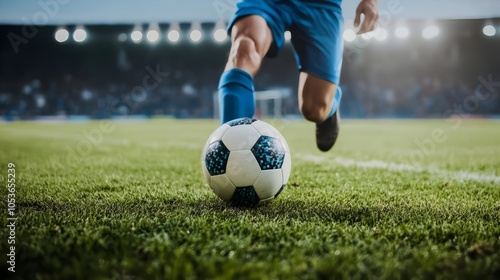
[146,23,160,44]
[343,29,356,42]
[55,28,69,43]
[146,30,160,43]
[483,25,496,37]
[284,31,292,41]
[395,26,410,39]
[168,30,180,43]
[374,28,388,41]
[73,26,87,43]
[190,30,202,42]
[167,23,181,43]
[212,21,227,43]
[213,28,227,42]
[189,22,203,43]
[422,25,440,39]
[130,24,143,43]
[131,30,143,43]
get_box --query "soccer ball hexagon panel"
[202,118,291,207]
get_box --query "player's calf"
[300,99,332,123]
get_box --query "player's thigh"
[298,72,337,118]
[231,15,273,58]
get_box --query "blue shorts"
[228,0,344,84]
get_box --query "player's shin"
[218,68,255,124]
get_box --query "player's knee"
[300,100,330,123]
[229,37,261,74]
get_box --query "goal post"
[213,89,292,119]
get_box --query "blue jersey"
[227,0,344,84]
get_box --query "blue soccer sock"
[325,85,343,120]
[218,68,255,124]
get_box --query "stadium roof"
[0,0,499,25]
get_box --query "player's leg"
[218,15,273,124]
[224,15,272,75]
[290,2,344,151]
[298,72,342,151]
[298,73,339,123]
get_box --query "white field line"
[298,154,500,184]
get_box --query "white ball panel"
[251,120,281,139]
[226,150,261,187]
[282,152,292,184]
[222,125,261,151]
[253,169,283,199]
[210,174,235,201]
[208,123,231,143]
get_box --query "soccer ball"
[201,118,291,207]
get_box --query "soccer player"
[218,0,379,151]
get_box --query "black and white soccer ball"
[202,118,291,207]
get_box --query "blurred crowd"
[2,73,498,120]
[0,66,217,120]
[341,77,500,118]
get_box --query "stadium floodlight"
[190,30,202,42]
[168,30,180,43]
[284,31,292,41]
[422,25,440,39]
[147,30,160,43]
[131,31,142,43]
[374,28,388,41]
[213,21,227,43]
[395,26,410,39]
[146,23,160,44]
[213,29,227,42]
[55,27,69,43]
[73,26,87,43]
[167,23,181,43]
[130,24,143,43]
[343,29,356,42]
[483,25,496,37]
[118,33,127,42]
[189,22,203,43]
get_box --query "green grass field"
[1,119,499,279]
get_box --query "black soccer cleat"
[315,111,340,152]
